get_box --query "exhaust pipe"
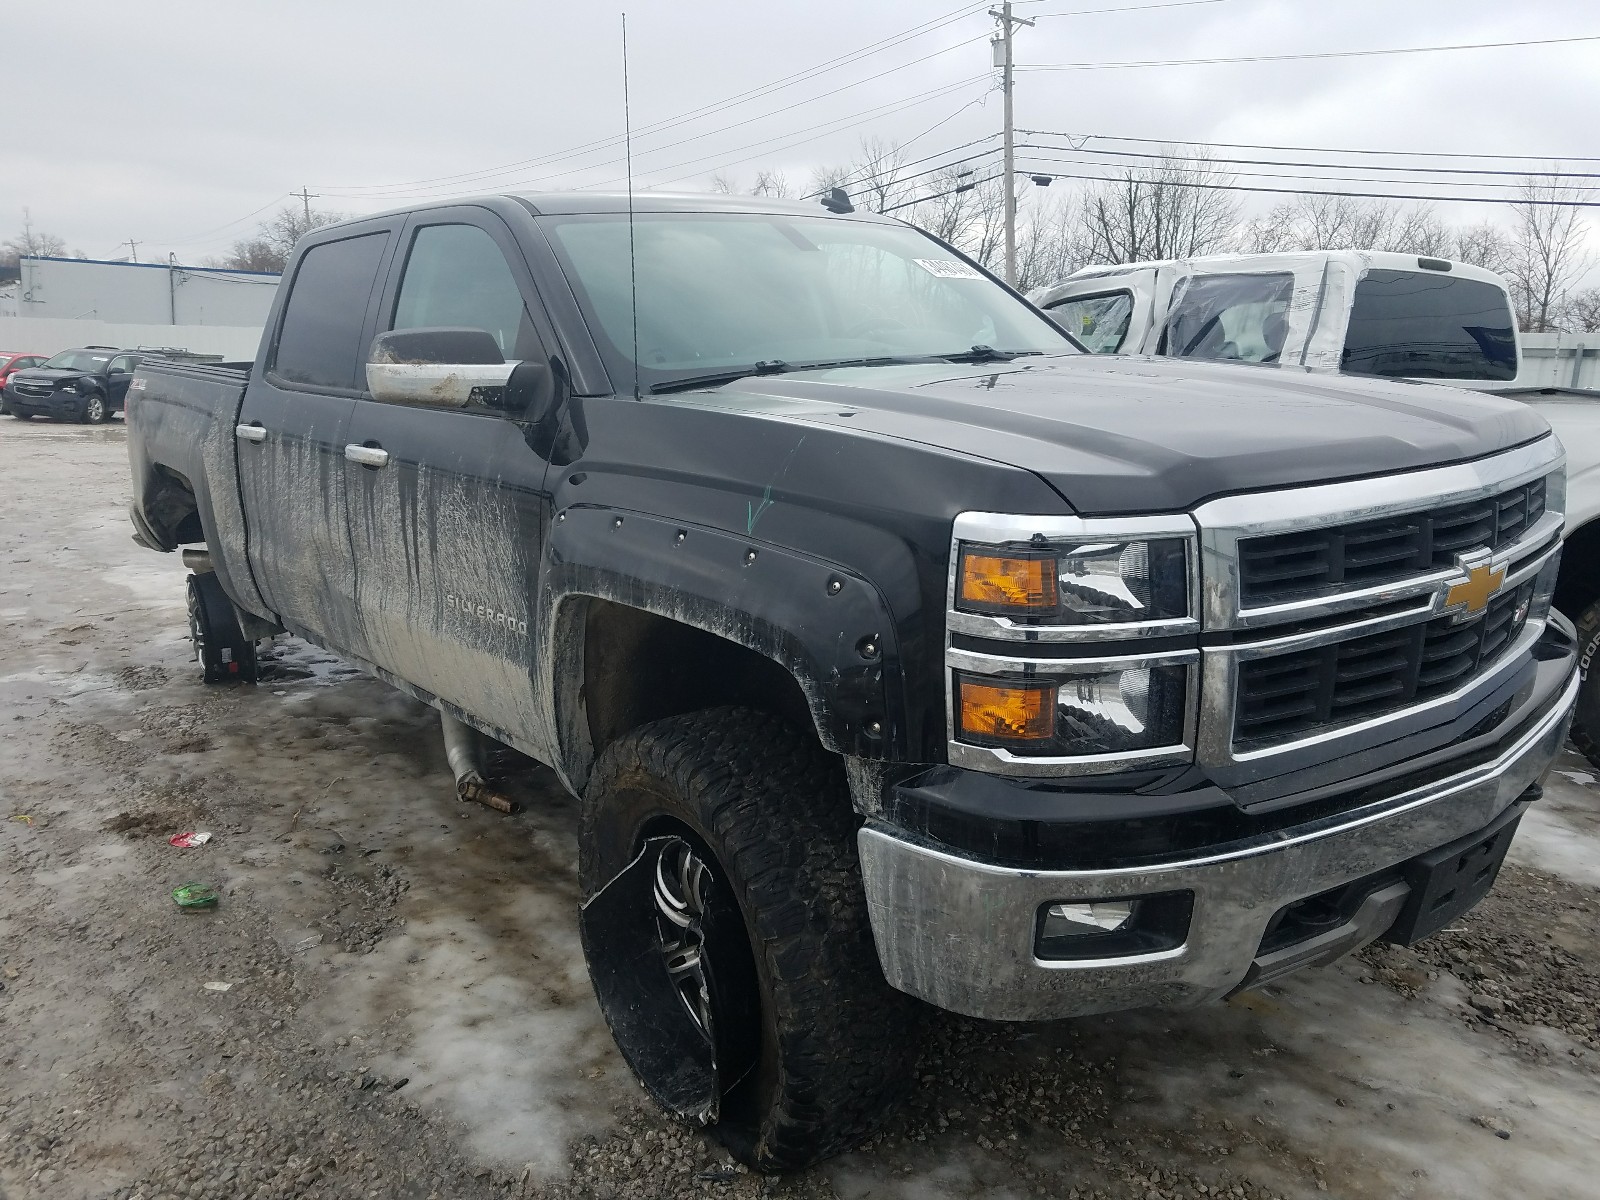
[440,712,519,814]
[182,548,214,573]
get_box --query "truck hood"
[680,354,1552,514]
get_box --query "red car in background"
[0,352,48,415]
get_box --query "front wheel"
[81,392,107,424]
[579,708,918,1172]
[1571,600,1600,769]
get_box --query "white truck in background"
[1031,249,1600,763]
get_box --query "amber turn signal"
[957,677,1056,743]
[958,550,1059,613]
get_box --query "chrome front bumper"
[858,665,1577,1022]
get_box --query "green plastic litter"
[172,883,219,910]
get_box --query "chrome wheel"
[653,836,716,1040]
[83,395,105,424]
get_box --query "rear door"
[237,221,397,657]
[342,206,557,745]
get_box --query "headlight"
[955,659,1192,761]
[958,538,1190,625]
[946,514,1200,775]
[950,515,1197,638]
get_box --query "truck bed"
[126,355,265,620]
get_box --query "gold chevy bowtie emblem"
[1445,562,1506,616]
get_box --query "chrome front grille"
[1233,581,1533,749]
[1237,477,1547,605]
[13,382,53,397]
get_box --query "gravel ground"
[3,419,1599,1200]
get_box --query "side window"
[1046,291,1133,353]
[108,355,136,374]
[1162,273,1295,363]
[391,223,539,360]
[273,232,389,391]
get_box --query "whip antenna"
[623,12,640,401]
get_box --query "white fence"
[1517,332,1600,391]
[0,317,262,361]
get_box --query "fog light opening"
[1035,891,1194,961]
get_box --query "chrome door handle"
[234,423,267,443]
[344,443,390,468]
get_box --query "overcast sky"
[7,0,1597,269]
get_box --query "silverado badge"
[1445,553,1506,618]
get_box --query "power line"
[312,2,993,198]
[1020,129,1600,166]
[599,78,992,192]
[1020,0,1228,15]
[1019,138,1600,179]
[1016,32,1600,72]
[1015,146,1600,191]
[1007,168,1600,207]
[319,36,993,202]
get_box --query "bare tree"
[1,208,68,268]
[904,167,1005,265]
[1237,195,1450,256]
[1453,220,1513,275]
[208,205,345,273]
[1504,173,1592,332]
[851,136,916,214]
[1071,151,1240,265]
[1560,287,1600,333]
[708,172,738,195]
[750,169,792,199]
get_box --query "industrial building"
[0,255,280,359]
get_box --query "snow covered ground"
[2,421,1598,1200]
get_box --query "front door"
[342,210,556,748]
[106,354,138,409]
[237,223,395,658]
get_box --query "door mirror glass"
[365,326,520,410]
[1046,292,1133,353]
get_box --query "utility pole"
[291,186,320,224]
[124,238,141,264]
[991,2,1033,286]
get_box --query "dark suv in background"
[3,346,140,424]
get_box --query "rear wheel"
[186,571,258,684]
[579,707,918,1172]
[1571,600,1600,769]
[81,393,107,424]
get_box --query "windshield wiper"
[650,360,792,395]
[650,354,952,395]
[935,345,1043,364]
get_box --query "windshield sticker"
[914,258,985,280]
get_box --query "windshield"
[1343,270,1516,381]
[41,350,112,372]
[541,212,1076,391]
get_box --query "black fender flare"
[541,505,905,788]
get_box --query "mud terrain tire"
[187,571,258,684]
[1571,600,1600,770]
[579,707,918,1172]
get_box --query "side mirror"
[504,359,556,422]
[365,327,517,410]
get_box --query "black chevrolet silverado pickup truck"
[126,192,1577,1171]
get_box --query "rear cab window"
[1045,291,1133,353]
[272,232,390,391]
[1343,269,1516,381]
[1161,273,1294,364]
